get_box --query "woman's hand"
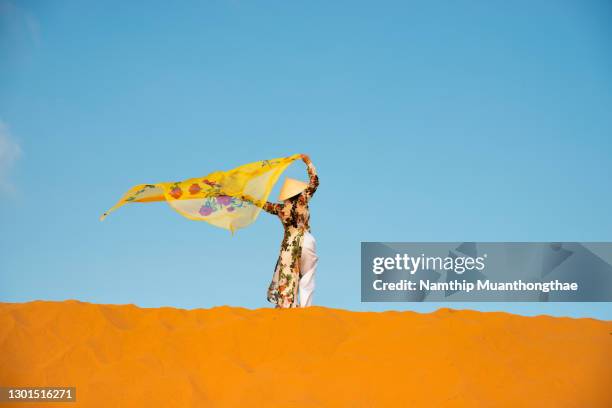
[301,154,311,163]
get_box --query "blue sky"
[1,0,611,319]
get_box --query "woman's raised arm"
[238,193,282,215]
[300,154,319,201]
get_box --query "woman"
[241,154,319,308]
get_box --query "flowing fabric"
[100,154,301,233]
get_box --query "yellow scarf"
[100,154,300,233]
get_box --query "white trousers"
[299,231,318,307]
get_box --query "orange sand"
[0,300,610,407]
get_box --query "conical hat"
[278,178,308,201]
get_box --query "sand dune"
[0,300,610,407]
